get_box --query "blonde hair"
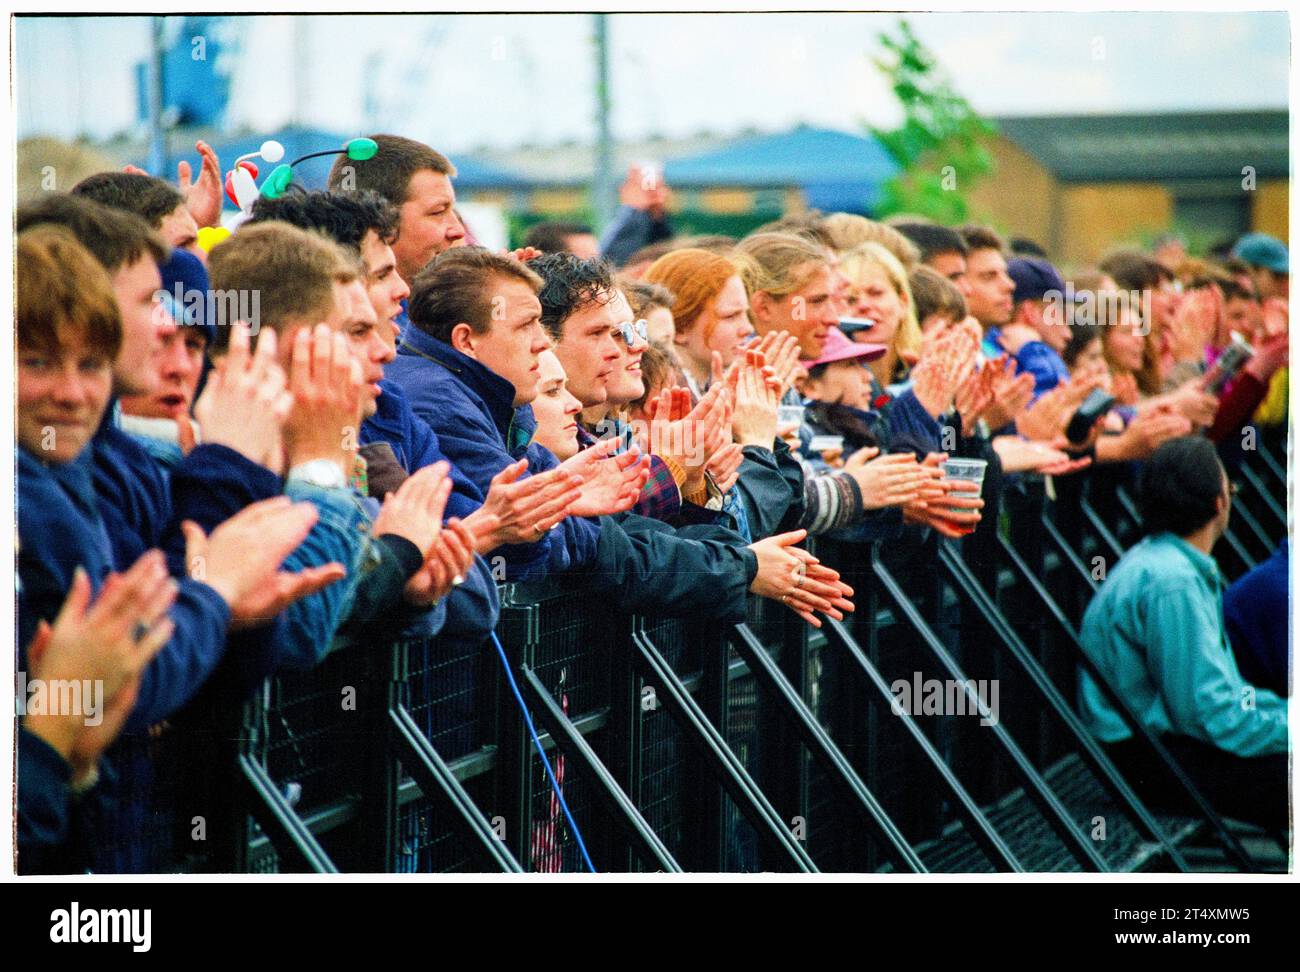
[733,232,828,300]
[840,242,922,381]
[821,213,921,270]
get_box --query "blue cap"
[158,248,215,346]
[1007,257,1068,303]
[1232,233,1288,274]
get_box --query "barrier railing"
[128,427,1286,873]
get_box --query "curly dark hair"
[525,251,618,340]
[248,189,398,253]
[71,171,184,229]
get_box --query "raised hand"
[980,354,1036,431]
[954,358,996,432]
[464,459,584,550]
[374,461,453,558]
[910,324,980,418]
[1111,372,1139,407]
[1015,373,1099,442]
[23,552,177,781]
[731,349,779,449]
[1260,298,1288,339]
[1243,330,1289,383]
[23,554,175,752]
[747,529,855,628]
[557,437,652,517]
[753,330,802,398]
[641,384,727,495]
[842,448,935,510]
[176,412,198,456]
[1164,377,1219,427]
[1168,287,1220,364]
[182,497,345,628]
[177,140,223,229]
[283,324,366,475]
[404,518,479,607]
[705,442,744,495]
[194,322,293,473]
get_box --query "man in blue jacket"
[15,196,329,721]
[16,217,326,872]
[245,189,509,646]
[387,246,856,626]
[986,257,1073,400]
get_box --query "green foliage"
[870,20,996,223]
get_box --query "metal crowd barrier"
[136,425,1287,873]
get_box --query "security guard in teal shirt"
[1078,437,1288,835]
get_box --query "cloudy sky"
[15,11,1290,152]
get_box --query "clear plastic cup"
[940,457,988,513]
[777,404,806,429]
[808,434,844,453]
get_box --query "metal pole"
[593,13,615,234]
[293,16,309,129]
[146,16,167,175]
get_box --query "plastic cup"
[777,404,806,429]
[941,457,988,514]
[808,434,843,453]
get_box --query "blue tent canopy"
[664,125,899,214]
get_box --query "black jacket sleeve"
[732,440,805,539]
[333,534,432,643]
[560,514,759,623]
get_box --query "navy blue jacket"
[386,327,596,580]
[92,415,287,723]
[18,437,238,733]
[1224,540,1289,697]
[16,728,73,875]
[386,329,759,621]
[361,378,500,642]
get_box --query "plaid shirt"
[577,423,682,523]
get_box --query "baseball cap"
[1007,257,1068,303]
[803,326,886,367]
[1232,233,1288,274]
[159,248,215,346]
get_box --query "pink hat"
[802,326,887,368]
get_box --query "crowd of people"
[15,131,1291,872]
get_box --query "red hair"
[643,248,738,341]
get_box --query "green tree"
[869,20,996,223]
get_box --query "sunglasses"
[615,319,650,346]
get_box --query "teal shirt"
[1078,533,1288,758]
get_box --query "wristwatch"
[287,459,348,490]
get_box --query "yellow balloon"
[197,226,232,252]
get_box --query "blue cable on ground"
[490,631,596,873]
